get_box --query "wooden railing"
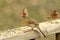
[0,19,60,40]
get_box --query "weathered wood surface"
[0,19,60,40]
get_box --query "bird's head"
[20,7,29,18]
[53,9,58,14]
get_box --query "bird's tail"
[35,25,46,38]
[37,27,46,38]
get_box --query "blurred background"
[0,0,60,40]
[0,0,60,31]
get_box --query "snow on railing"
[0,19,60,40]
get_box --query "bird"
[51,10,58,20]
[48,10,59,23]
[20,7,46,38]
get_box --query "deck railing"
[0,19,60,40]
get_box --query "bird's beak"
[20,13,24,17]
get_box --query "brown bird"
[20,7,46,37]
[51,10,58,20]
[48,10,59,23]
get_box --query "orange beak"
[20,13,24,17]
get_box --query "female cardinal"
[20,7,46,38]
[51,10,58,20]
[48,10,58,23]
